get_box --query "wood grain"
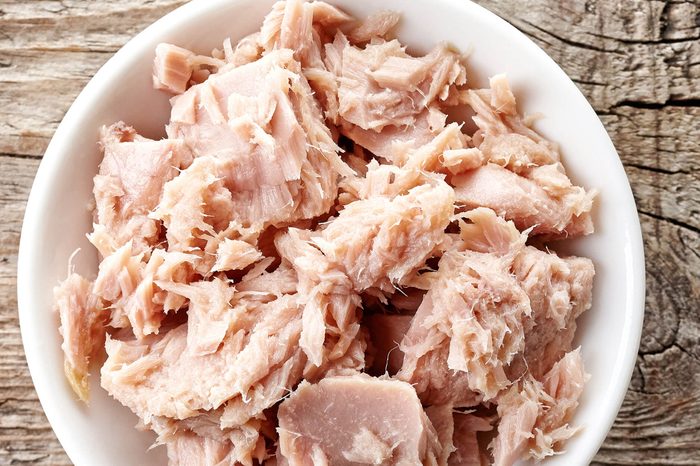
[1,0,698,464]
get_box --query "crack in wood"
[639,339,700,368]
[519,18,626,55]
[674,343,700,363]
[638,210,700,236]
[614,99,700,110]
[9,456,51,465]
[4,46,118,54]
[573,78,607,86]
[624,163,691,176]
[635,359,650,395]
[0,153,42,161]
[587,31,700,45]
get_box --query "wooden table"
[1,1,698,464]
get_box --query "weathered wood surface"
[0,0,698,464]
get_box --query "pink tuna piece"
[54,273,105,402]
[491,349,589,466]
[458,209,594,381]
[151,156,235,253]
[92,122,191,254]
[314,173,454,290]
[509,248,595,379]
[464,83,559,162]
[423,403,494,466]
[461,76,596,238]
[342,106,450,164]
[399,209,530,402]
[453,163,593,237]
[326,32,466,132]
[167,49,352,229]
[488,74,516,116]
[348,10,401,44]
[166,432,232,466]
[164,423,268,466]
[220,352,305,429]
[277,375,443,465]
[101,293,303,422]
[92,242,198,338]
[236,260,298,299]
[155,277,235,356]
[426,404,457,466]
[211,239,263,273]
[153,43,195,94]
[260,0,352,67]
[275,228,363,376]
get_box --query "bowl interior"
[18,0,645,465]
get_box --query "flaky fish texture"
[53,1,596,464]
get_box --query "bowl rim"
[17,0,645,464]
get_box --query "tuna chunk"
[220,351,305,429]
[510,248,595,379]
[211,239,263,272]
[457,209,594,381]
[461,76,595,237]
[54,274,105,402]
[491,349,588,466]
[400,122,471,173]
[342,114,468,177]
[453,163,593,237]
[399,209,530,401]
[342,106,450,163]
[425,404,456,466]
[166,432,231,466]
[227,33,264,67]
[422,404,495,466]
[260,0,351,70]
[236,260,298,299]
[277,376,443,465]
[101,293,304,422]
[348,10,401,44]
[92,242,198,337]
[259,0,354,125]
[155,278,235,356]
[464,81,559,164]
[164,425,268,466]
[326,32,466,131]
[487,74,516,116]
[314,173,455,290]
[92,122,191,253]
[152,41,241,94]
[153,44,195,94]
[275,228,363,376]
[193,221,263,278]
[167,49,352,229]
[150,156,235,253]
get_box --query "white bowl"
[17,0,645,464]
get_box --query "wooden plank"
[0,0,187,157]
[0,157,69,465]
[477,0,700,111]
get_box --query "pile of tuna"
[54,1,596,465]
